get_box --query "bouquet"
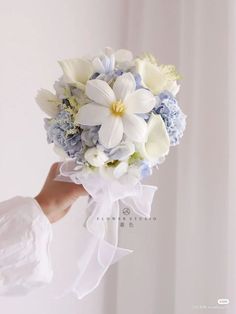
[36,47,186,299]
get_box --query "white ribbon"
[57,160,157,299]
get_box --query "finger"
[49,162,61,178]
[61,181,88,196]
[74,184,88,196]
[64,206,71,214]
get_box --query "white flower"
[92,47,133,74]
[99,160,140,184]
[84,147,108,167]
[36,89,60,117]
[58,58,94,90]
[53,79,70,100]
[99,160,134,181]
[137,113,170,163]
[118,164,142,185]
[92,47,115,74]
[113,161,129,178]
[114,48,134,71]
[135,58,180,95]
[76,73,156,149]
[114,48,133,64]
[108,140,135,161]
[165,81,180,96]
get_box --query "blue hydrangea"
[53,78,69,100]
[92,69,124,84]
[153,91,186,146]
[133,73,143,89]
[81,126,99,147]
[106,142,134,161]
[139,162,153,178]
[44,109,85,159]
[54,110,74,131]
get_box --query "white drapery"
[114,1,236,313]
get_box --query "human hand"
[35,163,87,223]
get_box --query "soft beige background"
[0,0,235,313]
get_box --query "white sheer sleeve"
[0,196,53,295]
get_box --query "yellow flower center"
[110,100,125,116]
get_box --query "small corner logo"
[193,298,230,311]
[122,207,131,215]
[217,299,230,305]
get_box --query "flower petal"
[84,147,108,167]
[166,80,180,96]
[86,79,115,106]
[122,114,147,142]
[135,59,167,95]
[138,114,170,162]
[109,54,115,72]
[58,58,94,87]
[92,57,105,73]
[125,89,156,114]
[113,161,128,178]
[99,116,123,148]
[109,140,135,161]
[76,103,110,126]
[104,46,114,56]
[114,49,133,63]
[36,89,60,117]
[113,73,136,101]
[102,56,111,72]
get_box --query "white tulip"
[36,89,60,117]
[58,58,94,90]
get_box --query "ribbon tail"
[110,246,133,265]
[71,200,132,299]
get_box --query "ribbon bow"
[57,160,157,299]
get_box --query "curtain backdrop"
[115,1,236,314]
